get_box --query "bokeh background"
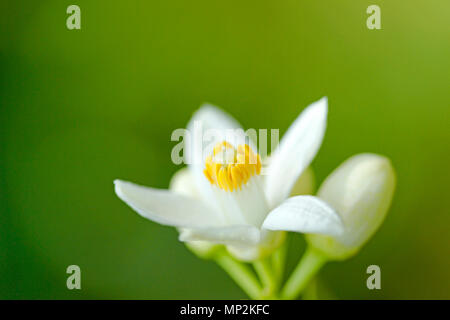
[1,0,449,299]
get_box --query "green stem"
[281,247,327,300]
[272,238,288,285]
[302,278,318,300]
[215,252,262,299]
[253,258,276,298]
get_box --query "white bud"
[307,154,396,260]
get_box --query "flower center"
[203,141,262,192]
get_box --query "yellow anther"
[213,141,234,156]
[203,168,214,184]
[204,141,262,192]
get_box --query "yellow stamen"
[204,141,262,192]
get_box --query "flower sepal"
[226,231,287,262]
[184,240,223,260]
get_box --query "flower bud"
[307,153,396,260]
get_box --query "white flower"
[306,153,396,260]
[114,97,345,261]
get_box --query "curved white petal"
[178,225,261,246]
[186,104,250,207]
[265,97,328,208]
[169,167,199,199]
[114,179,223,228]
[307,153,396,260]
[262,195,344,236]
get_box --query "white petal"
[178,225,261,246]
[188,104,244,137]
[114,179,223,228]
[169,167,199,199]
[307,153,396,260]
[262,195,344,236]
[210,175,270,227]
[185,104,249,208]
[265,97,328,208]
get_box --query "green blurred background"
[1,0,449,299]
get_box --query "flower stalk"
[214,242,329,300]
[281,247,327,300]
[214,252,262,300]
[253,257,277,299]
[271,237,288,286]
